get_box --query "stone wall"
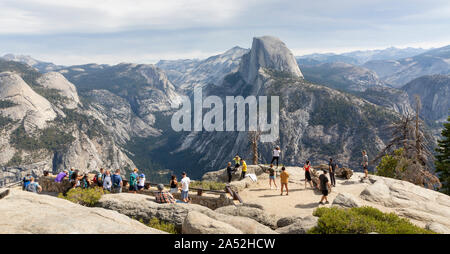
[39,176,72,193]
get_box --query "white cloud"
[0,0,258,34]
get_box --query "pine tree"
[435,115,450,195]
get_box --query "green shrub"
[190,181,226,191]
[58,187,107,207]
[140,218,178,234]
[0,100,17,109]
[309,206,435,234]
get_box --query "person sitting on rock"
[319,170,331,205]
[22,174,32,190]
[155,184,176,204]
[26,177,42,194]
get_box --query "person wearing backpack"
[22,174,32,190]
[129,168,139,194]
[26,177,42,193]
[111,169,123,193]
[94,168,105,187]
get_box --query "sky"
[1,0,449,66]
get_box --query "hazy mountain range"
[1,39,449,186]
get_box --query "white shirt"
[181,177,191,191]
[273,149,280,157]
[138,177,145,186]
[103,175,112,189]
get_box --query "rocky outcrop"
[0,189,165,234]
[96,193,277,234]
[332,193,362,208]
[0,72,56,130]
[36,72,81,109]
[157,46,249,91]
[182,211,243,234]
[335,167,353,179]
[214,204,278,229]
[276,215,318,234]
[239,36,303,85]
[276,216,303,228]
[359,176,450,228]
[202,164,266,183]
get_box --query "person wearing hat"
[271,146,281,169]
[319,169,331,205]
[155,184,176,204]
[137,173,146,191]
[233,155,241,171]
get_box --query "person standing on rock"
[240,158,248,179]
[137,173,146,191]
[362,150,369,179]
[268,164,278,189]
[271,146,281,168]
[319,170,331,205]
[226,162,234,183]
[233,155,241,171]
[304,160,314,189]
[111,169,123,193]
[129,168,139,194]
[103,170,112,192]
[280,167,289,195]
[95,168,104,187]
[180,172,191,203]
[328,158,337,187]
[55,170,68,183]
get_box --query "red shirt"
[304,165,310,172]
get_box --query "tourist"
[22,174,31,190]
[137,173,146,191]
[103,170,112,192]
[26,177,42,193]
[68,168,74,179]
[271,146,281,168]
[233,155,241,171]
[328,158,337,187]
[319,170,331,205]
[81,174,90,189]
[304,160,314,189]
[226,162,234,183]
[362,150,369,179]
[180,172,191,203]
[94,168,104,187]
[129,168,138,194]
[155,184,176,204]
[268,164,278,189]
[70,170,81,188]
[170,175,178,194]
[280,166,289,195]
[111,169,123,193]
[240,158,247,179]
[55,170,68,183]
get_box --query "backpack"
[129,173,137,186]
[26,182,37,193]
[112,175,121,188]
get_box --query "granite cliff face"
[157,46,249,91]
[363,45,450,87]
[239,36,303,85]
[402,74,450,123]
[0,61,135,186]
